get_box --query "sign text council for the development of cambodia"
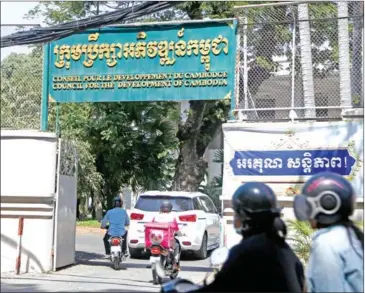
[46,20,237,103]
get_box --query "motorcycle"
[143,222,182,285]
[108,235,126,270]
[103,224,127,270]
[157,247,229,292]
[150,233,181,285]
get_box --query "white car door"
[199,196,220,247]
[198,196,216,247]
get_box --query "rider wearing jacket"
[196,182,305,292]
[101,196,130,258]
[293,172,363,292]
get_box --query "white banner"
[222,121,364,200]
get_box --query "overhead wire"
[1,1,182,48]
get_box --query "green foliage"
[26,1,106,25]
[87,101,179,197]
[22,1,182,209]
[287,219,364,264]
[48,103,105,200]
[76,219,100,228]
[1,51,42,129]
[286,220,314,263]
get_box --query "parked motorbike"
[158,247,229,292]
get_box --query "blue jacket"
[306,224,363,292]
[101,207,130,237]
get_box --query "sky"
[1,1,40,60]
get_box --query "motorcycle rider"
[101,196,130,258]
[151,200,183,272]
[293,172,363,292]
[195,182,305,292]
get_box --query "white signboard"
[222,120,364,248]
[222,121,364,200]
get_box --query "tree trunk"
[172,2,208,192]
[337,2,352,110]
[298,4,316,118]
[93,190,103,221]
[350,1,363,107]
[173,101,208,191]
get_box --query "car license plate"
[111,245,121,253]
[149,256,160,264]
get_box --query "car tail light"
[130,239,139,244]
[179,214,197,222]
[182,241,191,246]
[151,246,161,255]
[111,238,120,246]
[130,213,144,220]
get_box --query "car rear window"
[135,196,194,212]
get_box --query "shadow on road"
[1,276,156,291]
[46,273,154,284]
[74,250,212,273]
[1,282,147,292]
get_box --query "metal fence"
[233,1,364,122]
[1,25,43,130]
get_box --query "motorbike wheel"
[112,256,120,270]
[151,263,162,285]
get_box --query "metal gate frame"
[52,139,78,271]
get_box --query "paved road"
[1,233,211,292]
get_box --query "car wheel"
[194,233,208,260]
[129,247,142,259]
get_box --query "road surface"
[1,233,211,292]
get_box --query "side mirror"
[210,247,229,267]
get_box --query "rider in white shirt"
[152,200,182,272]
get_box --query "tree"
[1,51,42,129]
[172,1,293,191]
[24,1,292,195]
[25,1,183,212]
[48,103,105,217]
[87,101,179,209]
[25,1,360,201]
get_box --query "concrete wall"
[1,131,58,273]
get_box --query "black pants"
[103,232,127,255]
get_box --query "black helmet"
[232,182,281,235]
[294,172,355,225]
[113,196,122,208]
[160,200,173,213]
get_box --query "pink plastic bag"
[144,222,175,249]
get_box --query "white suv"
[127,191,221,260]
